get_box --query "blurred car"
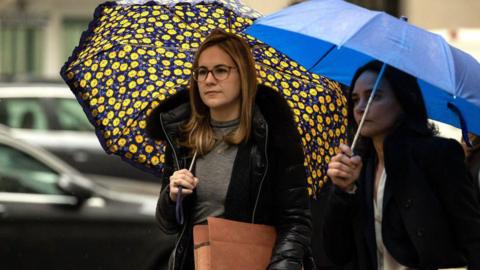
[0,126,174,270]
[0,83,159,183]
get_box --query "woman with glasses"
[147,29,312,270]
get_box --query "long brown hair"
[181,29,257,155]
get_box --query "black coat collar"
[146,84,300,149]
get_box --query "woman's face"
[351,70,403,140]
[197,45,241,120]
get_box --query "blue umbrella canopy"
[246,0,480,137]
[61,0,348,197]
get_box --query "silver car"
[0,83,159,186]
[0,126,173,270]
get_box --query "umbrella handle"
[175,187,184,225]
[175,151,198,225]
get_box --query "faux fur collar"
[146,84,300,149]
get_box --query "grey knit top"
[192,118,240,225]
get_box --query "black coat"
[323,122,480,269]
[147,85,313,270]
[466,144,480,193]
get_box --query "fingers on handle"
[171,187,193,195]
[339,143,353,156]
[175,169,193,178]
[327,168,353,180]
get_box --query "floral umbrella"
[60,0,347,197]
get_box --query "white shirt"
[374,168,415,270]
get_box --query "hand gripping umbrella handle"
[175,151,197,225]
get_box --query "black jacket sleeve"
[427,139,480,268]
[156,180,181,234]
[322,185,358,265]
[268,161,313,270]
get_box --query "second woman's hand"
[327,144,363,192]
[169,169,199,202]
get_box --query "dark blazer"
[323,122,480,270]
[466,144,480,193]
[147,85,313,270]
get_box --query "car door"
[40,96,100,170]
[0,140,170,270]
[0,94,158,183]
[41,97,159,182]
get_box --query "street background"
[0,1,478,269]
[1,0,479,140]
[1,0,479,81]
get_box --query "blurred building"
[404,0,480,29]
[0,0,102,81]
[243,0,290,15]
[0,0,479,82]
[348,0,400,16]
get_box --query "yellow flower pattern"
[61,0,347,196]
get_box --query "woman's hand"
[327,144,363,192]
[169,169,199,202]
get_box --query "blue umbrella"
[246,0,480,138]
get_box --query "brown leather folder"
[193,217,277,270]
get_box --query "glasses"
[192,65,237,82]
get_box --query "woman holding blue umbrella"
[147,29,313,270]
[325,61,480,269]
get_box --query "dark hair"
[348,61,436,152]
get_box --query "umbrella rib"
[227,7,232,30]
[309,45,336,72]
[336,11,384,47]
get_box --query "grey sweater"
[192,118,239,224]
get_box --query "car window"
[53,99,94,132]
[0,144,62,194]
[0,98,49,130]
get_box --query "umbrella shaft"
[351,62,388,152]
